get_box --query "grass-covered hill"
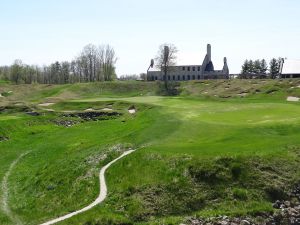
[0,79,300,225]
[1,79,300,104]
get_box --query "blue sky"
[0,0,300,75]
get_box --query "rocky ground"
[62,111,121,121]
[54,111,122,127]
[185,183,300,225]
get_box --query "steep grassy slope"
[180,79,300,101]
[1,80,300,225]
[0,81,157,105]
[1,79,300,105]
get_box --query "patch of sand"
[44,109,55,112]
[287,96,300,102]
[101,108,113,111]
[128,109,136,114]
[237,93,247,97]
[84,108,94,112]
[38,103,54,107]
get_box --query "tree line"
[240,58,282,79]
[0,44,117,84]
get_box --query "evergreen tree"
[241,60,250,74]
[260,59,268,74]
[248,60,255,74]
[253,60,262,74]
[269,58,280,79]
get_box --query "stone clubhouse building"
[147,44,229,81]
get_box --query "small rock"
[285,201,291,207]
[240,220,251,225]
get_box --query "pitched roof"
[282,59,300,74]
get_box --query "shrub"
[232,188,248,200]
[265,185,287,201]
[231,163,243,180]
[156,81,181,96]
[189,164,219,184]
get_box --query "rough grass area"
[181,79,300,101]
[0,79,300,225]
[0,81,157,105]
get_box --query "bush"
[231,163,243,180]
[156,81,181,96]
[233,188,248,200]
[189,165,219,184]
[265,185,287,201]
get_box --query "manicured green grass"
[1,80,300,225]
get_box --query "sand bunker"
[128,109,136,114]
[287,96,300,102]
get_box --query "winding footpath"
[1,151,31,225]
[40,149,136,225]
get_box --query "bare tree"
[10,60,23,84]
[0,43,118,84]
[155,43,178,91]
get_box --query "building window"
[193,67,195,71]
[192,75,195,80]
[178,75,180,80]
[183,75,185,80]
[168,75,170,80]
[155,76,157,80]
[198,75,200,80]
[198,67,200,71]
[187,75,190,80]
[173,75,175,80]
[182,67,185,71]
[188,67,190,71]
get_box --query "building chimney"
[207,44,211,61]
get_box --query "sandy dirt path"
[1,151,30,225]
[40,149,136,225]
